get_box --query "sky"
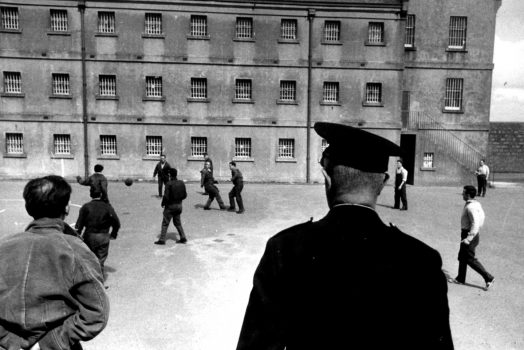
[490,0,524,122]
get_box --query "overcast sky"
[490,0,524,122]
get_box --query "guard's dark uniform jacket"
[237,204,453,350]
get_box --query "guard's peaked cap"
[314,122,402,173]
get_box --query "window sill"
[51,154,74,159]
[97,155,120,160]
[404,45,416,51]
[187,34,210,40]
[187,97,210,103]
[96,95,119,100]
[0,29,22,34]
[442,108,464,114]
[1,92,25,98]
[420,167,436,172]
[276,158,297,163]
[277,100,298,105]
[362,102,384,107]
[3,153,27,158]
[187,156,206,162]
[278,39,299,44]
[143,96,166,102]
[321,41,342,46]
[232,157,254,162]
[143,156,162,161]
[365,41,386,47]
[233,37,255,42]
[446,48,467,53]
[320,101,341,106]
[50,94,73,99]
[142,33,165,39]
[232,99,255,104]
[95,33,118,37]
[47,31,71,36]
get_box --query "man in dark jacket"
[76,190,121,279]
[153,154,172,197]
[202,160,226,210]
[200,153,213,195]
[155,168,188,245]
[227,161,245,214]
[0,175,108,350]
[236,122,454,350]
[77,164,109,202]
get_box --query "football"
[124,178,133,186]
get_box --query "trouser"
[158,177,167,196]
[83,232,110,277]
[456,230,493,283]
[204,185,225,209]
[159,203,186,242]
[477,175,487,197]
[229,184,244,211]
[394,185,408,209]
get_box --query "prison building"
[0,0,501,185]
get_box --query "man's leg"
[158,178,163,197]
[204,192,214,209]
[216,192,226,210]
[173,208,187,243]
[394,189,400,209]
[477,176,483,196]
[236,185,245,213]
[400,187,408,210]
[156,208,173,243]
[228,188,236,211]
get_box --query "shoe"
[203,207,211,210]
[154,240,166,245]
[400,208,408,211]
[485,278,495,291]
[237,210,245,214]
[179,238,187,244]
[393,206,400,209]
[227,207,236,212]
[220,206,227,211]
[448,277,464,285]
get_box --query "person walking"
[236,122,453,350]
[394,159,408,210]
[0,175,109,350]
[202,160,226,210]
[200,153,213,195]
[75,190,121,279]
[77,164,109,202]
[475,159,490,197]
[450,185,495,290]
[227,161,245,214]
[153,154,172,197]
[155,168,188,245]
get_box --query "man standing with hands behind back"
[153,154,171,197]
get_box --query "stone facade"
[488,122,524,173]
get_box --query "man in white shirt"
[475,159,490,197]
[451,185,494,290]
[394,159,408,210]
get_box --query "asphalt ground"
[0,180,523,350]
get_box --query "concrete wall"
[488,122,524,173]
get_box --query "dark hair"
[94,164,104,172]
[397,159,403,164]
[23,175,71,219]
[169,168,178,179]
[229,161,236,167]
[463,185,477,198]
[90,190,102,199]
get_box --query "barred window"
[6,133,23,154]
[448,16,467,49]
[1,7,19,30]
[52,74,70,95]
[279,80,296,101]
[366,83,382,104]
[99,75,116,96]
[236,17,253,39]
[235,79,252,100]
[191,78,207,99]
[50,9,68,32]
[146,76,162,97]
[190,15,207,37]
[278,139,295,159]
[444,78,463,111]
[235,138,252,158]
[98,12,115,33]
[191,137,207,157]
[100,135,117,155]
[321,139,329,153]
[323,21,340,42]
[280,19,297,40]
[423,152,434,168]
[368,22,384,44]
[323,82,339,103]
[145,13,162,35]
[405,15,415,48]
[146,136,162,156]
[3,72,21,94]
[54,134,71,155]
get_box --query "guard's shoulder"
[270,217,317,241]
[387,222,440,257]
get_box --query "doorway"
[400,134,416,185]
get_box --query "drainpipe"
[306,9,315,183]
[78,0,89,178]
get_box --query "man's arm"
[153,163,158,177]
[100,177,108,200]
[108,205,121,239]
[463,205,481,243]
[75,206,87,236]
[76,176,90,187]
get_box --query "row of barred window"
[2,72,464,110]
[1,7,467,50]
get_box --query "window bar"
[51,10,68,31]
[191,16,207,36]
[2,8,19,30]
[4,72,21,93]
[235,138,251,158]
[281,19,296,40]
[6,134,23,154]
